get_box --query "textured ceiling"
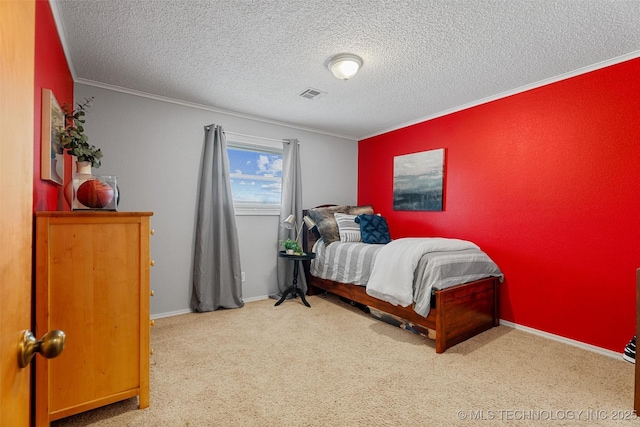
[53,0,640,140]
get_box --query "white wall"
[75,83,358,317]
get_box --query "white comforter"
[365,238,480,307]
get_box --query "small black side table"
[275,251,316,308]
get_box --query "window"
[227,140,283,215]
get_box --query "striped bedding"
[310,238,503,317]
[310,238,382,286]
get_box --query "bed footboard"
[434,277,499,353]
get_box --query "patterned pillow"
[355,214,391,244]
[334,213,362,242]
[307,205,350,245]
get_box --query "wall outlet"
[241,272,246,282]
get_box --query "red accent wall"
[33,0,73,211]
[358,58,640,352]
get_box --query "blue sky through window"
[228,147,282,206]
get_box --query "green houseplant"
[60,97,103,168]
[280,238,303,254]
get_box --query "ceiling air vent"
[299,88,326,100]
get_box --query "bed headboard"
[301,205,336,289]
[302,204,335,253]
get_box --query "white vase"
[76,161,92,175]
[64,160,92,208]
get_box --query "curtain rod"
[224,131,286,144]
[205,126,293,144]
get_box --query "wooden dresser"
[34,211,153,424]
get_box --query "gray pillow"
[307,205,350,245]
[334,213,362,242]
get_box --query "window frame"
[226,137,283,216]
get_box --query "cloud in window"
[257,155,282,177]
[261,182,281,192]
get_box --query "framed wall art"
[393,148,445,211]
[41,88,65,185]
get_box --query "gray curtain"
[276,139,306,293]
[191,124,244,312]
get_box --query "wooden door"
[0,0,36,426]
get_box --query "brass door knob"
[150,229,155,235]
[18,330,65,368]
[150,290,155,296]
[150,260,155,266]
[150,320,155,326]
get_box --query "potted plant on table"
[280,238,303,255]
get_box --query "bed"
[301,205,504,353]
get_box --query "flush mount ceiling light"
[327,53,363,80]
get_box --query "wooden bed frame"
[301,208,500,354]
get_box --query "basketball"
[76,179,115,208]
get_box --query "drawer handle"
[150,260,155,267]
[150,320,155,326]
[150,290,155,297]
[150,229,155,235]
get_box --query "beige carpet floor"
[52,294,634,427]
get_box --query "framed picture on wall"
[393,148,445,211]
[41,88,64,185]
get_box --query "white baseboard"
[150,296,270,319]
[243,295,270,303]
[151,308,192,320]
[499,319,623,360]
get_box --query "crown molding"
[361,51,640,141]
[49,0,76,80]
[75,78,359,141]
